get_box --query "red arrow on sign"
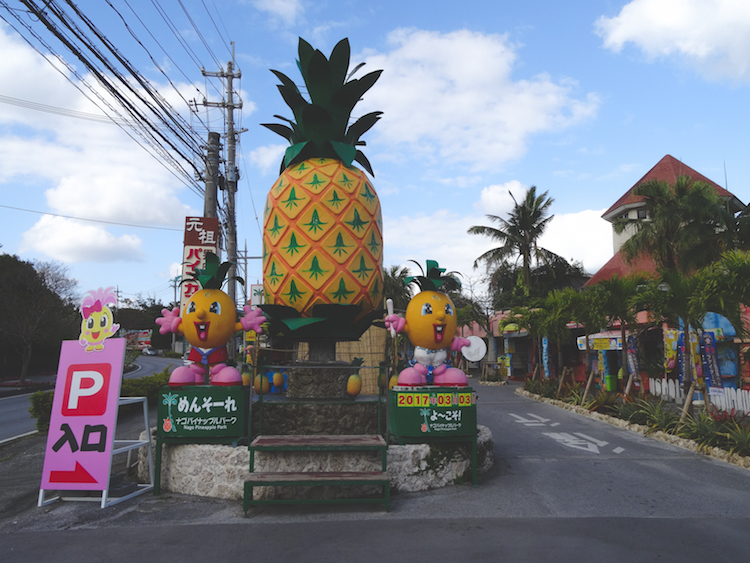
[48,461,98,484]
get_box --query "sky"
[2,0,750,308]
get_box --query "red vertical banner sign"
[180,217,219,314]
[40,339,126,491]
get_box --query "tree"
[451,278,497,374]
[614,176,728,274]
[382,265,413,312]
[570,287,606,403]
[488,256,589,310]
[0,255,79,382]
[469,186,561,296]
[540,289,576,394]
[505,305,547,380]
[596,274,646,395]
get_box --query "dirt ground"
[0,406,251,533]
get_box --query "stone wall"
[139,425,494,501]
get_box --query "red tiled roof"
[584,249,657,287]
[602,155,741,221]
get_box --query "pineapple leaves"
[332,70,383,115]
[283,142,310,169]
[330,141,356,167]
[301,104,334,149]
[354,150,375,176]
[305,50,335,107]
[265,37,382,173]
[345,111,383,145]
[297,38,315,78]
[329,38,351,87]
[261,122,296,142]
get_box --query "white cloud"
[19,216,145,263]
[474,181,528,214]
[248,0,304,26]
[359,29,600,171]
[249,144,287,175]
[595,0,750,81]
[0,24,199,265]
[384,203,613,298]
[539,209,612,275]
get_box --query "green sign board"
[388,387,477,438]
[157,386,246,438]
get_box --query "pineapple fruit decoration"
[260,38,384,341]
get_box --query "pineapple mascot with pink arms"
[384,261,470,387]
[156,252,266,386]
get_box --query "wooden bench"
[244,434,390,511]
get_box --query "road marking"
[573,432,609,447]
[0,430,38,445]
[543,432,602,453]
[509,413,551,426]
[613,447,625,454]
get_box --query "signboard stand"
[38,396,154,508]
[38,339,154,509]
[154,385,247,495]
[388,385,479,486]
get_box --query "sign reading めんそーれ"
[388,388,477,437]
[41,339,126,490]
[157,386,246,438]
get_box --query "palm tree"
[596,274,646,395]
[469,186,561,296]
[505,305,547,380]
[568,287,607,403]
[540,289,577,396]
[383,265,413,312]
[637,267,744,421]
[614,176,728,274]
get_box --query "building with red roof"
[586,155,744,287]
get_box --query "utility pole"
[202,47,246,358]
[204,131,220,218]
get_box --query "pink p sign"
[41,339,125,490]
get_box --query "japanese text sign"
[183,216,219,246]
[157,386,247,438]
[41,339,126,491]
[180,217,219,314]
[388,387,477,437]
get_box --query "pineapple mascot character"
[384,261,470,387]
[156,252,267,386]
[259,38,384,347]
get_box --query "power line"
[0,203,183,231]
[0,1,205,195]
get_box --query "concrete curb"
[515,387,750,471]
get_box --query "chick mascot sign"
[157,252,266,386]
[385,260,476,387]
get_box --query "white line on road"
[0,430,38,445]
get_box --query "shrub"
[123,348,141,369]
[524,378,558,399]
[561,382,585,405]
[586,391,619,416]
[120,367,172,405]
[679,412,723,451]
[720,421,750,456]
[28,390,54,432]
[638,399,679,434]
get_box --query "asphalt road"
[0,357,181,443]
[0,395,37,443]
[3,382,750,562]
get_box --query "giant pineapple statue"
[260,38,384,342]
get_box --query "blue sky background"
[2,0,750,306]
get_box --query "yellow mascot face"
[403,290,458,350]
[182,289,237,349]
